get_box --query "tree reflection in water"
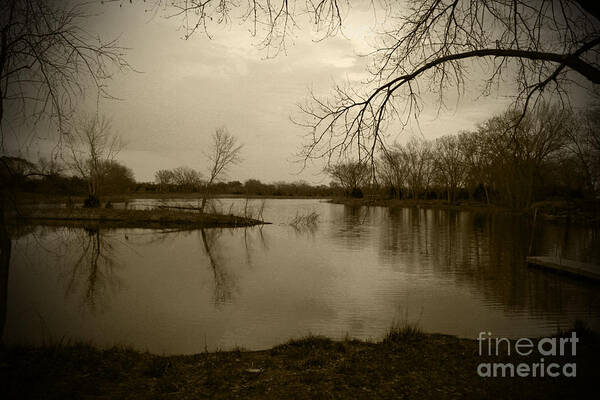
[1,223,38,342]
[130,226,265,307]
[199,228,234,306]
[377,207,600,318]
[59,226,121,313]
[0,222,10,344]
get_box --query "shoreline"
[6,207,266,229]
[11,192,333,205]
[1,328,597,399]
[8,194,600,227]
[328,198,600,225]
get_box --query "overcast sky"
[6,1,573,184]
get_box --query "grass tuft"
[284,334,332,347]
[289,210,319,228]
[383,322,424,344]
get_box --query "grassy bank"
[6,207,265,229]
[329,198,600,224]
[1,327,597,399]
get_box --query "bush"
[350,187,363,198]
[83,195,101,208]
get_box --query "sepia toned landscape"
[1,0,599,398]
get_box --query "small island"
[7,207,266,230]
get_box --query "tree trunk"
[200,182,212,213]
[0,197,11,345]
[200,196,208,213]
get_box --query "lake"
[3,198,599,354]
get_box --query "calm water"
[4,199,600,354]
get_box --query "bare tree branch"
[1,0,131,146]
[296,0,600,167]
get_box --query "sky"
[4,0,579,184]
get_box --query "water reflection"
[59,227,121,312]
[329,205,374,248]
[200,228,234,305]
[3,200,599,353]
[0,223,10,344]
[377,207,599,318]
[53,226,266,310]
[242,226,269,268]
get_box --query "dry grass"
[289,210,319,228]
[1,326,597,399]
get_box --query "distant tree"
[154,169,175,192]
[0,155,39,195]
[102,160,135,194]
[565,107,600,197]
[433,135,467,203]
[378,144,408,200]
[36,156,64,178]
[171,166,203,192]
[481,103,570,208]
[458,130,494,204]
[0,156,36,178]
[325,161,370,198]
[200,127,242,212]
[226,180,244,194]
[244,179,265,195]
[65,115,123,207]
[401,137,435,200]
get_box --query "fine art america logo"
[477,331,578,378]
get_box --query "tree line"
[5,156,338,199]
[328,103,600,208]
[5,101,599,208]
[149,173,334,197]
[1,155,135,198]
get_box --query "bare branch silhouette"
[1,0,131,141]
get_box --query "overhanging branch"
[383,40,600,94]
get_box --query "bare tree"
[378,143,408,199]
[123,1,599,167]
[401,137,435,200]
[137,0,348,57]
[433,134,467,203]
[65,114,123,207]
[200,127,242,212]
[565,107,600,196]
[325,160,370,197]
[154,169,174,192]
[37,155,64,177]
[294,0,600,165]
[458,130,494,204]
[0,1,128,339]
[482,104,571,207]
[171,166,203,192]
[0,0,130,141]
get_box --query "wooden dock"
[526,256,600,282]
